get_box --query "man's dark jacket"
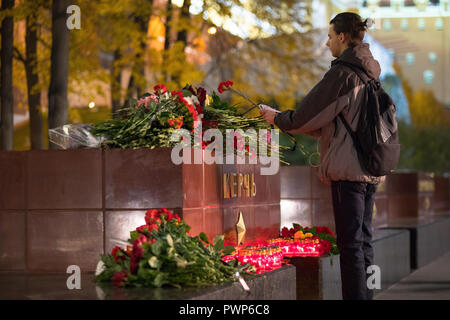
[274,43,384,184]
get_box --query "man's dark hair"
[330,12,369,47]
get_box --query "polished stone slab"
[284,255,342,300]
[382,216,450,269]
[385,172,435,220]
[0,265,296,300]
[372,228,411,295]
[375,250,450,300]
[0,149,281,272]
[280,166,335,232]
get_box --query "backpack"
[336,61,401,177]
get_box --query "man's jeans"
[331,180,377,300]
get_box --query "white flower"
[184,95,199,107]
[148,256,159,268]
[166,234,174,247]
[95,260,105,276]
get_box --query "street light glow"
[207,26,217,35]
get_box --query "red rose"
[218,80,233,93]
[165,211,173,221]
[113,270,128,287]
[136,225,149,234]
[196,104,203,115]
[137,234,148,244]
[281,227,290,238]
[316,226,334,237]
[111,246,126,263]
[318,239,331,256]
[171,90,184,101]
[154,84,167,94]
[147,223,158,232]
[197,87,207,106]
[132,241,143,260]
[145,209,160,224]
[130,259,139,275]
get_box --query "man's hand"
[259,104,279,125]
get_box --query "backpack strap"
[335,61,370,143]
[336,60,372,85]
[338,113,358,140]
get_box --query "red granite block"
[387,195,419,219]
[310,169,331,199]
[373,197,388,228]
[0,151,26,209]
[280,166,311,199]
[0,211,26,270]
[266,204,282,239]
[386,173,418,195]
[312,198,335,231]
[104,210,147,254]
[223,207,238,245]
[27,150,102,209]
[27,210,103,272]
[203,207,223,242]
[434,177,450,211]
[280,199,313,229]
[104,148,183,209]
[182,208,204,238]
[203,162,221,207]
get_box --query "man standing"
[260,12,382,300]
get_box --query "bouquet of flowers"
[90,81,283,161]
[95,208,254,288]
[280,224,339,256]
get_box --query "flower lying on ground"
[95,208,254,288]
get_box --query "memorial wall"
[0,148,279,273]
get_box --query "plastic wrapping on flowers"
[95,208,256,288]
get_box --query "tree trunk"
[26,15,44,149]
[176,0,190,45]
[110,49,122,119]
[0,0,15,150]
[128,0,153,98]
[48,0,70,149]
[172,0,190,84]
[163,0,172,83]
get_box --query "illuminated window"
[388,48,395,59]
[423,70,434,84]
[405,53,415,65]
[401,19,408,31]
[383,19,392,31]
[435,18,443,31]
[429,52,437,64]
[418,18,425,31]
